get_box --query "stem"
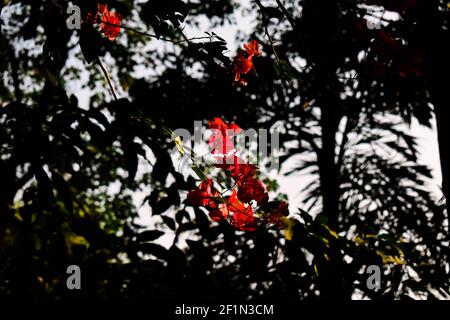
[177,28,192,45]
[50,0,64,11]
[99,18,210,43]
[254,0,293,108]
[96,56,118,100]
[255,0,280,63]
[275,0,297,31]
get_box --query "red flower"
[186,118,288,232]
[208,117,242,133]
[237,177,269,205]
[232,163,258,183]
[233,50,254,85]
[87,4,122,41]
[227,190,256,231]
[215,155,257,182]
[214,152,267,205]
[98,4,122,41]
[187,179,218,207]
[233,50,254,75]
[208,118,242,154]
[231,211,257,231]
[244,40,261,57]
[233,40,261,85]
[209,132,234,154]
[208,203,229,222]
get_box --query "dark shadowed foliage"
[0,0,449,301]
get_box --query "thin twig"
[100,19,210,43]
[96,56,118,100]
[255,0,293,107]
[176,27,192,45]
[50,0,64,11]
[255,0,280,63]
[275,0,297,31]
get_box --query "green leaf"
[191,165,207,181]
[274,60,301,79]
[314,213,328,225]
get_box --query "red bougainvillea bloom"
[86,4,105,25]
[185,118,289,232]
[97,3,108,15]
[233,40,261,85]
[227,190,256,231]
[233,50,254,85]
[86,4,122,41]
[215,155,257,182]
[231,210,257,231]
[214,152,268,205]
[231,162,258,183]
[208,117,242,154]
[237,177,269,205]
[208,203,229,222]
[233,50,254,74]
[98,4,122,41]
[244,40,261,57]
[187,179,218,207]
[208,117,242,133]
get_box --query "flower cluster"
[87,4,122,41]
[187,118,289,231]
[208,117,242,154]
[233,40,262,86]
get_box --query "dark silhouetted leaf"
[138,230,165,242]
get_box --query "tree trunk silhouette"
[419,0,450,236]
[301,0,348,299]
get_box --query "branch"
[96,56,118,100]
[254,0,280,63]
[99,19,210,44]
[275,0,297,31]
